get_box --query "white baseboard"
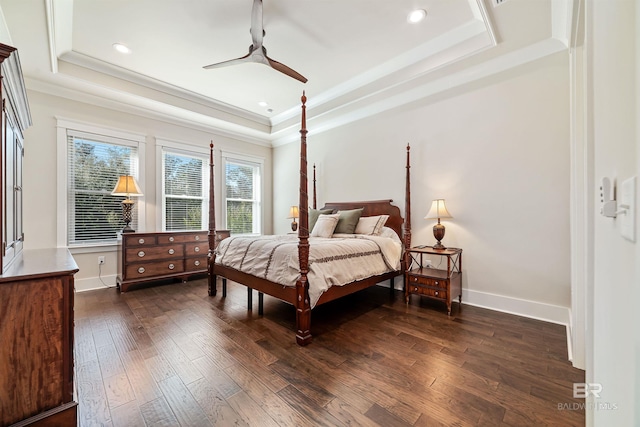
[463,288,571,326]
[75,274,118,292]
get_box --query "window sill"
[66,243,118,255]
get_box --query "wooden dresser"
[0,249,79,427]
[117,230,209,292]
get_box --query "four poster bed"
[206,93,412,346]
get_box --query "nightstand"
[405,246,462,315]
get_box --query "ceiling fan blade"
[267,56,308,83]
[250,0,264,48]
[203,51,251,70]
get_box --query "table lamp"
[288,205,299,231]
[111,175,143,233]
[425,199,452,249]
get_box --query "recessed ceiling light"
[407,9,427,23]
[113,43,131,54]
[258,101,269,107]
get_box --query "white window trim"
[221,150,264,235]
[155,138,210,231]
[56,117,146,252]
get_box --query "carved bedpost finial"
[301,90,306,104]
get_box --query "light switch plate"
[620,176,636,242]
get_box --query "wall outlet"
[98,256,105,265]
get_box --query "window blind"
[163,151,206,231]
[67,131,139,245]
[224,159,261,234]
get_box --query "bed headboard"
[320,199,403,239]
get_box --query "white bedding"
[215,228,402,308]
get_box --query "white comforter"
[215,231,402,308]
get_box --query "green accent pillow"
[334,208,364,234]
[309,208,333,232]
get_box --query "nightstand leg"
[447,303,452,316]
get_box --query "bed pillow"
[334,208,364,234]
[309,208,333,232]
[311,213,340,238]
[355,215,389,235]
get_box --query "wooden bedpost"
[207,142,217,296]
[313,163,317,210]
[296,92,312,346]
[404,143,412,272]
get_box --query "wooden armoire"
[0,43,79,427]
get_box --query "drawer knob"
[194,246,200,252]
[195,236,200,241]
[168,249,175,255]
[138,251,145,257]
[168,263,175,270]
[137,267,145,274]
[435,281,439,285]
[413,277,418,282]
[169,236,175,242]
[194,260,201,266]
[435,291,439,296]
[138,238,145,244]
[414,287,418,291]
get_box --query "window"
[57,120,145,248]
[161,148,208,231]
[222,153,263,234]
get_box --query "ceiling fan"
[203,0,308,83]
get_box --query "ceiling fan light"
[113,43,131,54]
[408,9,427,23]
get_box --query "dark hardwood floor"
[74,278,585,426]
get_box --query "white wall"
[23,90,272,291]
[274,51,572,323]
[587,0,639,425]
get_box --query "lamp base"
[121,199,136,233]
[121,225,136,233]
[433,223,446,250]
[291,221,298,232]
[432,241,446,250]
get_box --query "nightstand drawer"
[407,274,448,289]
[408,284,447,300]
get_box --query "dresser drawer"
[408,283,447,300]
[407,274,448,289]
[124,235,157,246]
[185,242,208,256]
[185,256,208,272]
[126,245,184,261]
[126,261,185,278]
[157,233,207,244]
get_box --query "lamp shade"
[288,205,299,219]
[425,199,452,220]
[111,175,143,197]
